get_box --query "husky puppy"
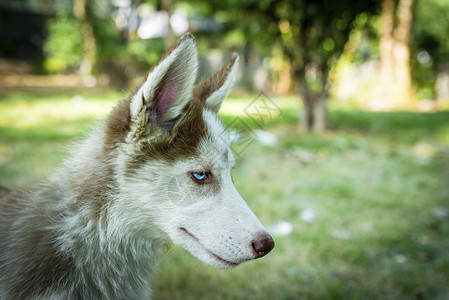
[0,33,274,299]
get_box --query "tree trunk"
[378,0,414,109]
[299,79,327,132]
[160,0,175,50]
[296,66,313,132]
[296,67,327,133]
[73,0,96,78]
[313,95,327,132]
[300,101,314,132]
[436,63,449,101]
[379,0,395,109]
[394,0,414,106]
[299,95,327,132]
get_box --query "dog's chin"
[194,249,240,269]
[178,227,240,269]
[185,247,240,269]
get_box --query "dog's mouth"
[179,227,239,267]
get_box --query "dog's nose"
[251,234,275,258]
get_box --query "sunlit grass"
[0,89,121,187]
[0,100,113,128]
[1,89,449,298]
[0,90,118,129]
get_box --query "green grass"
[1,89,449,299]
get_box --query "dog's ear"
[130,33,198,131]
[194,53,239,113]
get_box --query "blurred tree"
[73,0,96,76]
[414,0,449,101]
[44,14,84,73]
[395,0,413,102]
[196,0,378,132]
[158,0,175,49]
[379,0,414,108]
[44,0,114,76]
[379,0,395,105]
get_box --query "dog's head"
[107,33,274,268]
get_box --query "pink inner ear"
[147,83,179,123]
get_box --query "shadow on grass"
[220,107,449,144]
[329,110,449,141]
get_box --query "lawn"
[1,88,449,299]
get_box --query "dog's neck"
[54,127,165,298]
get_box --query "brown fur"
[105,53,238,169]
[124,98,207,176]
[103,79,208,175]
[104,33,199,157]
[194,53,238,103]
[105,54,238,167]
[104,96,132,154]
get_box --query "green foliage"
[94,37,165,88]
[414,0,449,62]
[194,0,379,112]
[90,18,163,67]
[126,38,165,66]
[413,0,449,98]
[44,15,84,73]
[91,17,122,58]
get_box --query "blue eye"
[189,171,211,183]
[192,171,207,181]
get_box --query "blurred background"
[0,0,448,299]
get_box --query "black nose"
[251,234,275,258]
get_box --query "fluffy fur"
[0,33,274,299]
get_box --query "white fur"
[119,109,267,270]
[167,111,264,267]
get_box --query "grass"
[1,88,449,299]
